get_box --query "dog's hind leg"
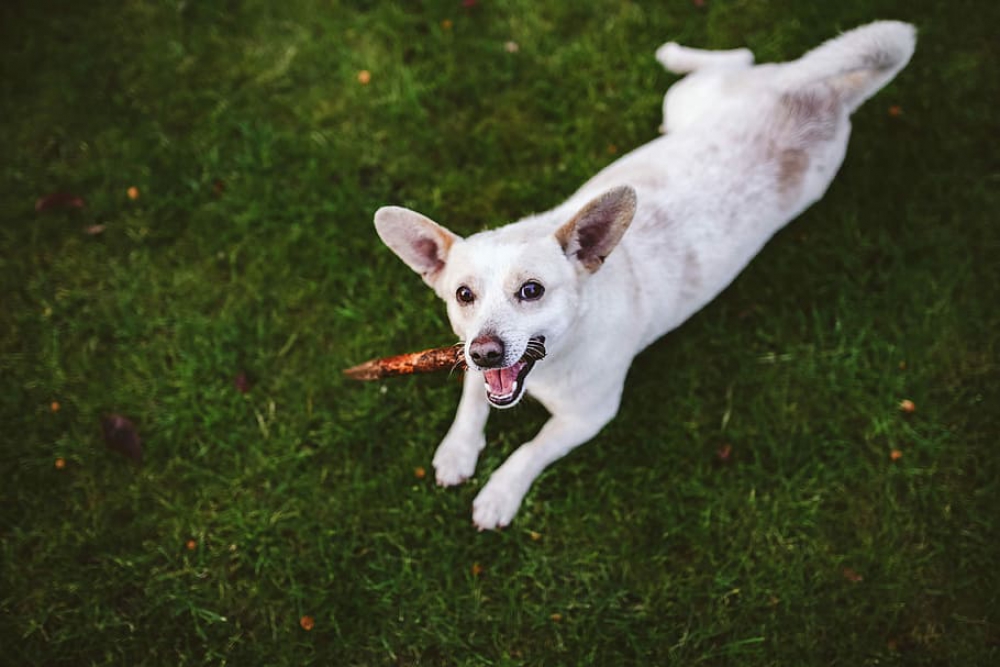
[655,42,754,74]
[655,43,754,133]
[776,20,916,112]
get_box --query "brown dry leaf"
[234,372,253,394]
[842,567,863,583]
[102,413,143,465]
[36,192,85,212]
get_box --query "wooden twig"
[343,345,465,381]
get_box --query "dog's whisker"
[447,340,468,377]
[523,338,547,362]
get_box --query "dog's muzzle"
[471,336,546,408]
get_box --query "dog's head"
[374,185,636,408]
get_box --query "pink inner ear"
[576,219,610,254]
[557,186,636,272]
[413,236,445,275]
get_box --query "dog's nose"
[469,334,505,368]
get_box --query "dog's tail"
[781,21,916,112]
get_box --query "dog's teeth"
[485,380,518,402]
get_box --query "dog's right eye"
[456,285,476,304]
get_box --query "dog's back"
[563,21,917,347]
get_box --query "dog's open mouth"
[482,337,546,408]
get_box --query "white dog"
[373,21,916,530]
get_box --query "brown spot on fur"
[680,249,701,298]
[777,148,810,200]
[767,89,840,207]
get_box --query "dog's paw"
[432,437,483,487]
[472,480,525,531]
[654,42,684,70]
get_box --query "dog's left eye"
[517,281,545,301]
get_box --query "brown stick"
[343,345,465,381]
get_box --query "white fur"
[373,22,916,530]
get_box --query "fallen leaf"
[529,530,542,541]
[300,615,315,631]
[842,567,863,583]
[101,413,143,465]
[234,372,253,394]
[35,192,85,212]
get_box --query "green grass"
[2,0,998,664]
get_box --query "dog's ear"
[374,207,461,287]
[556,185,637,273]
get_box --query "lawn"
[1,0,997,664]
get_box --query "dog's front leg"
[432,370,490,486]
[471,400,619,530]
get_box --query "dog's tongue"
[484,364,520,396]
